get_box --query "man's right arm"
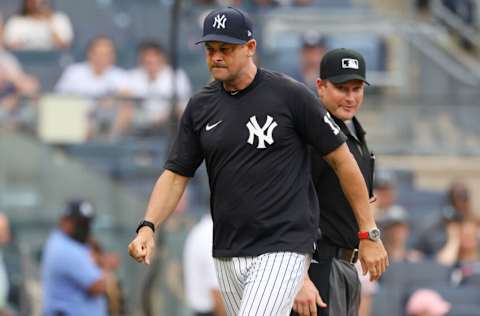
[323,144,388,281]
[87,277,107,296]
[128,169,189,264]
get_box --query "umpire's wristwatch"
[136,220,155,234]
[358,228,381,241]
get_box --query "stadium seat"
[448,303,480,316]
[371,286,404,316]
[379,261,452,289]
[12,50,68,92]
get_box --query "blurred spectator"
[55,36,129,138]
[291,0,314,7]
[4,0,73,50]
[443,180,473,221]
[183,213,226,316]
[90,240,125,316]
[356,261,378,316]
[415,181,474,257]
[125,40,192,132]
[55,36,127,98]
[0,213,11,314]
[372,171,408,221]
[437,219,480,286]
[42,199,108,316]
[406,288,451,316]
[291,31,327,92]
[378,207,423,263]
[0,14,39,127]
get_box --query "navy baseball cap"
[320,48,369,85]
[63,199,95,221]
[301,31,326,49]
[196,7,254,45]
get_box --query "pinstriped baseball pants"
[214,252,311,316]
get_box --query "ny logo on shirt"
[213,14,227,29]
[246,115,278,149]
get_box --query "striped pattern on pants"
[214,252,310,316]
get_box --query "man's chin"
[210,68,228,79]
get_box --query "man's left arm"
[323,143,389,281]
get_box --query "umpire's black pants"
[194,312,214,316]
[291,242,361,316]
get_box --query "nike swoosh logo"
[206,121,222,131]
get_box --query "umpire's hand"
[293,275,327,316]
[359,239,389,281]
[128,227,155,265]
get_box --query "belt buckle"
[350,248,359,264]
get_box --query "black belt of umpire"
[315,238,359,264]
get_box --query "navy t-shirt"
[165,68,346,257]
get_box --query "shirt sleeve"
[63,248,102,291]
[55,66,75,94]
[164,101,204,177]
[52,12,74,46]
[3,17,22,47]
[290,83,347,155]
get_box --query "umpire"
[293,48,388,316]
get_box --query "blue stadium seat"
[371,286,403,316]
[379,261,452,289]
[434,286,480,305]
[448,303,480,316]
[12,50,69,92]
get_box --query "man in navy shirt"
[129,7,387,316]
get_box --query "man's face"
[204,40,254,82]
[140,49,166,76]
[88,39,115,72]
[317,79,364,121]
[302,46,325,70]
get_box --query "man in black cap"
[128,8,387,315]
[292,48,388,316]
[42,199,108,316]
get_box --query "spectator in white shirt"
[55,36,127,98]
[4,0,73,50]
[184,214,227,316]
[55,36,129,138]
[127,40,192,130]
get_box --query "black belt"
[315,239,359,264]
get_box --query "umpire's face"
[204,40,256,82]
[317,79,364,121]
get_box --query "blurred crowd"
[356,175,480,316]
[0,0,479,315]
[0,176,478,315]
[0,0,477,139]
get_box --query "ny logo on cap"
[342,58,359,69]
[213,14,227,29]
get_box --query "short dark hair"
[20,0,52,16]
[86,35,115,54]
[137,40,166,56]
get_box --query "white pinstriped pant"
[214,252,310,316]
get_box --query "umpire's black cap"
[320,48,369,85]
[63,199,95,221]
[196,7,254,45]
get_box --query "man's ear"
[247,39,256,57]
